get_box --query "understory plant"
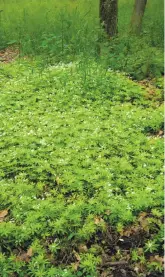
[0,60,163,276]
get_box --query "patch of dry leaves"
[0,46,19,63]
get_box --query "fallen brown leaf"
[16,253,30,263]
[138,212,148,222]
[16,247,33,263]
[27,247,33,257]
[101,272,110,277]
[73,250,81,261]
[105,210,111,215]
[150,255,164,265]
[78,244,88,253]
[0,210,8,222]
[94,216,104,225]
[138,212,149,231]
[157,130,164,137]
[122,224,140,237]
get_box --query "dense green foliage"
[0,0,164,276]
[0,61,163,276]
[0,0,164,79]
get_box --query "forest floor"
[0,56,164,277]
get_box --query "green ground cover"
[0,61,163,276]
[0,0,164,276]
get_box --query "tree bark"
[100,0,118,37]
[131,0,147,34]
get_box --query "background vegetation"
[0,0,164,79]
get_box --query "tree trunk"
[100,0,118,37]
[131,0,147,34]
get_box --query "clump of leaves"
[101,35,164,80]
